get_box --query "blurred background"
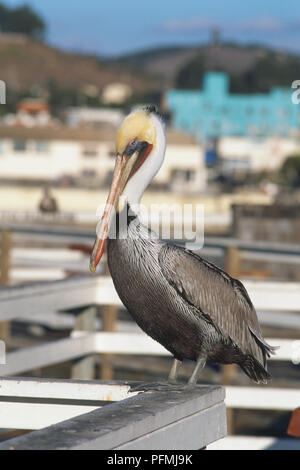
[0,0,300,449]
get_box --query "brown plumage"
[107,208,276,385]
[159,243,276,383]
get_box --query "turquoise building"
[166,72,299,140]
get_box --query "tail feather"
[248,327,279,359]
[256,337,279,359]
[239,355,272,384]
[248,329,279,377]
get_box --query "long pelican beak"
[90,148,145,272]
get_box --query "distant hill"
[0,34,158,92]
[108,45,199,83]
[109,43,265,82]
[1,34,300,112]
[110,42,300,91]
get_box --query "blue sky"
[4,0,300,56]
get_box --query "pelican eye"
[125,139,139,156]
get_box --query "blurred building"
[65,107,125,128]
[167,72,300,172]
[167,72,299,139]
[3,99,54,127]
[232,204,300,280]
[218,135,300,173]
[101,83,132,105]
[0,125,206,192]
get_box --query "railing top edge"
[0,274,103,299]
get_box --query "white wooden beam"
[243,279,300,312]
[0,335,96,376]
[225,386,300,410]
[0,276,104,322]
[74,332,293,362]
[209,435,300,450]
[73,331,170,356]
[1,276,300,327]
[0,331,291,378]
[0,402,100,430]
[0,377,135,401]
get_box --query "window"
[212,121,221,131]
[36,140,49,153]
[13,140,26,152]
[82,143,98,158]
[279,108,290,117]
[108,148,116,157]
[185,169,193,182]
[171,169,194,182]
[81,169,96,178]
[203,102,212,111]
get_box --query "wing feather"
[158,243,268,358]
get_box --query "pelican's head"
[90,106,166,272]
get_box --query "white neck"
[123,114,166,208]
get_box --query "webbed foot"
[130,381,194,392]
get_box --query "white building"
[65,107,125,128]
[102,83,132,105]
[0,125,206,192]
[218,135,300,173]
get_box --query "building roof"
[0,125,116,142]
[0,125,197,145]
[17,99,50,114]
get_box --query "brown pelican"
[90,106,276,385]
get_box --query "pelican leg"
[168,358,182,384]
[188,356,207,384]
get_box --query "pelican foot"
[130,382,192,392]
